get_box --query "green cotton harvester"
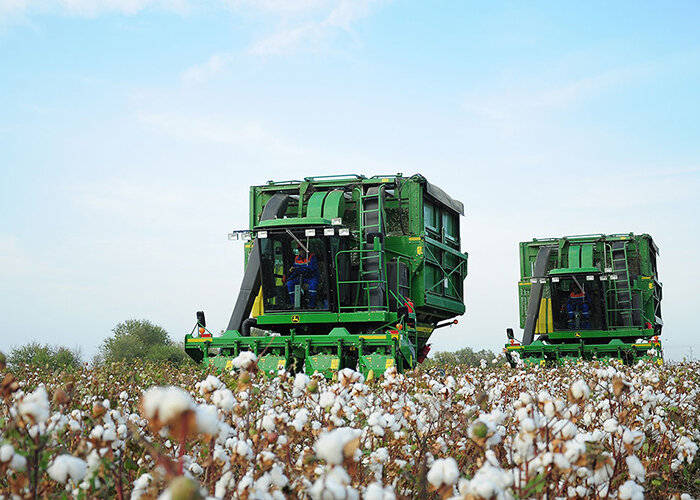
[185,174,468,378]
[504,233,663,366]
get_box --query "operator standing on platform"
[284,243,320,308]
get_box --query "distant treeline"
[421,346,497,369]
[5,319,191,371]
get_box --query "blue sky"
[1,0,699,361]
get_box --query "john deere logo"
[291,315,300,323]
[575,332,581,337]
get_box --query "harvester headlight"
[551,277,560,283]
[305,229,316,237]
[242,232,252,241]
[539,278,546,284]
[324,228,335,236]
[600,275,608,281]
[339,228,350,236]
[530,278,538,284]
[586,275,594,281]
[331,217,342,226]
[605,267,613,273]
[610,274,618,280]
[257,230,268,239]
[228,232,240,240]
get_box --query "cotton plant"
[1,351,700,499]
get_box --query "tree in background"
[421,346,496,369]
[100,319,190,365]
[7,342,82,371]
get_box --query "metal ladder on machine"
[609,241,635,327]
[359,186,388,311]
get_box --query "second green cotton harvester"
[505,233,663,365]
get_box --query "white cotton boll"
[211,388,235,412]
[262,414,276,432]
[90,425,104,440]
[215,471,234,498]
[518,392,533,405]
[426,457,460,487]
[564,440,586,464]
[552,420,577,440]
[521,418,536,433]
[338,368,364,385]
[291,408,309,432]
[553,453,570,470]
[314,427,361,465]
[188,463,203,476]
[194,404,219,435]
[0,444,14,462]
[364,482,396,500]
[119,391,129,401]
[622,428,645,448]
[463,463,513,498]
[18,386,50,426]
[570,379,591,400]
[237,474,254,494]
[232,351,257,370]
[10,453,27,471]
[131,473,152,500]
[319,391,336,409]
[308,466,358,500]
[618,479,644,500]
[603,418,619,433]
[626,455,645,482]
[270,464,288,488]
[141,387,195,423]
[199,375,223,394]
[294,372,310,390]
[234,440,253,459]
[544,401,556,418]
[213,447,228,463]
[47,455,88,484]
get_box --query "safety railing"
[334,248,389,313]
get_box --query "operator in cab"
[283,242,320,308]
[566,284,591,329]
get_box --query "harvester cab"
[505,234,663,366]
[185,174,469,378]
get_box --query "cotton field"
[1,355,699,500]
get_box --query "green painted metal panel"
[568,245,581,268]
[306,354,341,378]
[306,192,327,218]
[322,190,346,220]
[581,244,594,268]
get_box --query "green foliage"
[422,346,495,369]
[100,319,191,366]
[7,341,82,371]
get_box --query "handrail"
[334,248,389,313]
[304,174,366,181]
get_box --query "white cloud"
[463,65,646,131]
[181,53,235,83]
[249,0,390,55]
[229,0,332,15]
[0,0,189,18]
